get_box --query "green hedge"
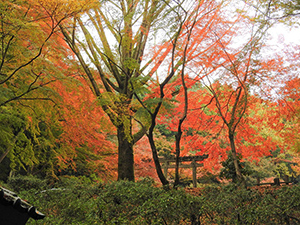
[199,185,300,224]
[7,175,47,192]
[5,176,300,224]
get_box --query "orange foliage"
[162,84,285,173]
[51,77,117,178]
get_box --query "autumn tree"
[243,0,300,179]
[0,0,96,179]
[59,0,212,181]
[136,0,253,185]
[136,2,199,186]
[200,5,285,185]
[148,2,283,185]
[0,0,93,107]
[52,77,117,180]
[278,76,300,153]
[206,48,262,184]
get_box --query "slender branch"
[0,35,14,73]
[0,18,60,85]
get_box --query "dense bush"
[4,176,300,224]
[7,175,47,192]
[199,185,300,224]
[96,180,202,224]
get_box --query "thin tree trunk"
[174,130,182,187]
[228,131,245,187]
[148,132,169,186]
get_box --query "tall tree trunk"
[228,131,245,187]
[117,124,134,181]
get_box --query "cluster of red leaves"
[150,79,285,175]
[50,76,117,178]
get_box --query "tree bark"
[148,132,169,186]
[228,131,245,186]
[117,124,135,181]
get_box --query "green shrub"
[5,176,300,225]
[25,180,103,224]
[199,185,300,225]
[7,175,46,192]
[96,180,203,224]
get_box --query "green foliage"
[14,178,202,225]
[219,152,254,183]
[96,180,202,225]
[0,104,64,181]
[246,157,277,183]
[0,0,74,181]
[0,106,36,171]
[7,175,47,192]
[0,0,55,106]
[200,185,300,224]
[13,175,102,225]
[156,123,176,138]
[4,177,299,225]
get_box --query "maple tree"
[51,77,117,179]
[59,0,220,181]
[193,2,285,185]
[278,76,300,154]
[133,0,241,185]
[0,0,97,179]
[1,0,299,185]
[275,46,300,178]
[0,0,58,175]
[0,0,93,107]
[141,1,294,185]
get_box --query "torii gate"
[159,154,208,187]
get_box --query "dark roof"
[0,186,45,221]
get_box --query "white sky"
[267,23,299,46]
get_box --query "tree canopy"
[0,0,300,186]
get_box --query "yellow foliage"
[32,0,98,20]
